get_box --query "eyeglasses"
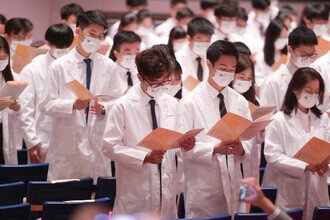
[292,50,318,60]
[142,76,171,89]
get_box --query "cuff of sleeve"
[268,207,282,220]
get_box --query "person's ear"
[75,27,81,36]
[137,73,143,82]
[113,50,120,60]
[302,16,313,28]
[206,59,214,76]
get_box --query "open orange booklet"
[0,81,28,99]
[248,102,276,121]
[207,112,272,142]
[294,137,330,165]
[12,44,48,73]
[182,75,200,92]
[137,128,204,151]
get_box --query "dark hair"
[230,55,259,105]
[233,42,251,56]
[279,5,298,16]
[126,0,148,7]
[119,12,137,31]
[136,47,175,80]
[168,26,186,55]
[237,7,248,21]
[174,61,183,99]
[288,26,317,50]
[200,0,220,10]
[252,0,270,10]
[187,17,214,38]
[207,40,239,65]
[275,11,292,27]
[0,36,14,82]
[171,0,187,7]
[136,9,153,24]
[301,3,328,26]
[45,24,74,49]
[214,3,238,18]
[264,19,287,66]
[109,31,141,61]
[281,67,325,118]
[77,10,107,31]
[60,3,84,20]
[176,8,195,21]
[21,18,33,33]
[5,18,24,36]
[0,14,7,25]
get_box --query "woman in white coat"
[0,36,21,164]
[264,67,330,220]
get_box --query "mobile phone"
[239,183,257,202]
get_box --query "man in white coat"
[39,11,116,181]
[102,47,195,216]
[18,24,73,164]
[175,17,214,82]
[178,40,251,217]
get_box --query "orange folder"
[248,102,276,121]
[182,75,200,92]
[294,137,330,165]
[0,81,28,99]
[207,112,272,142]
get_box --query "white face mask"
[81,35,101,53]
[288,21,297,34]
[192,42,210,57]
[173,41,188,52]
[275,37,287,50]
[235,27,246,35]
[0,59,9,71]
[121,55,136,69]
[213,70,235,87]
[232,79,252,94]
[146,85,166,98]
[294,56,312,68]
[313,24,328,37]
[164,84,181,96]
[220,21,236,34]
[69,24,77,34]
[50,48,70,59]
[297,91,318,109]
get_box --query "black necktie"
[83,58,92,123]
[127,71,133,87]
[218,93,229,167]
[149,99,162,211]
[196,57,203,81]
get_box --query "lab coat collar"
[285,61,296,75]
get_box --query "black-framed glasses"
[142,76,171,89]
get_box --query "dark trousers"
[0,123,4,164]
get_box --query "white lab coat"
[39,48,116,181]
[154,18,176,44]
[264,110,330,220]
[111,62,138,96]
[175,45,209,81]
[177,81,251,217]
[254,51,274,87]
[102,85,179,217]
[310,51,330,113]
[18,52,54,161]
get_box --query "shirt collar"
[285,59,296,75]
[205,80,228,100]
[187,45,200,60]
[294,107,315,119]
[137,84,154,106]
[73,47,94,63]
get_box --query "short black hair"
[237,7,248,21]
[303,3,328,22]
[109,31,141,61]
[200,0,220,10]
[214,3,238,18]
[136,9,153,24]
[21,18,33,33]
[281,67,324,118]
[187,17,214,38]
[77,10,107,31]
[288,26,318,50]
[118,12,137,31]
[207,40,239,66]
[252,0,270,10]
[176,8,195,21]
[233,42,251,56]
[0,36,14,82]
[5,18,25,35]
[0,14,7,25]
[280,4,298,16]
[126,0,148,7]
[171,0,187,7]
[60,3,84,20]
[45,24,74,49]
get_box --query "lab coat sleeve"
[38,64,75,118]
[102,102,148,170]
[259,78,277,109]
[17,67,41,149]
[264,120,307,178]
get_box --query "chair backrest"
[234,213,268,220]
[250,187,277,213]
[0,164,48,184]
[17,149,28,164]
[313,206,330,220]
[41,197,113,220]
[205,214,231,220]
[0,203,30,220]
[95,176,116,199]
[0,181,25,206]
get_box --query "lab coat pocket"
[277,174,304,209]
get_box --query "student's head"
[282,67,324,118]
[168,26,187,53]
[263,19,288,66]
[136,47,175,98]
[279,5,298,30]
[288,26,318,69]
[126,0,148,12]
[21,18,34,43]
[301,3,328,36]
[0,36,14,82]
[233,42,251,56]
[176,8,195,31]
[136,9,154,30]
[187,17,214,58]
[45,24,74,59]
[275,11,292,30]
[119,12,138,33]
[109,31,141,69]
[61,3,84,27]
[200,0,219,21]
[206,40,238,89]
[170,0,188,18]
[0,14,7,35]
[235,7,248,34]
[214,3,238,35]
[76,10,107,54]
[252,0,271,24]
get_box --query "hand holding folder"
[248,102,276,121]
[137,128,204,151]
[207,112,273,142]
[0,81,28,111]
[294,137,330,165]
